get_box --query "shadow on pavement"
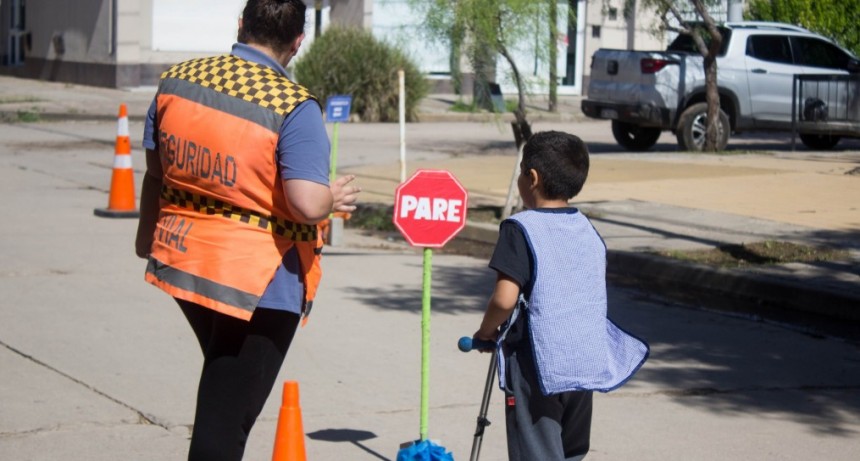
[610,288,860,438]
[807,228,860,251]
[340,262,493,315]
[585,131,860,154]
[307,428,390,461]
[337,257,860,438]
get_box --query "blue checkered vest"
[502,209,649,394]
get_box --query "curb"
[1,110,585,125]
[605,251,860,323]
[1,106,587,125]
[417,111,587,124]
[0,110,148,123]
[458,220,860,329]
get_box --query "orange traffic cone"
[271,381,307,461]
[94,103,139,218]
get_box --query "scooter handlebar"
[458,336,495,352]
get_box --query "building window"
[592,25,601,38]
[609,7,618,20]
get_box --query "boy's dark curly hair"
[238,0,306,54]
[522,131,590,200]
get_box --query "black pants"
[177,299,300,461]
[505,344,593,461]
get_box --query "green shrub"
[294,27,429,122]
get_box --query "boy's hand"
[472,329,499,353]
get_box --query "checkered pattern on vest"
[161,54,313,116]
[507,210,649,394]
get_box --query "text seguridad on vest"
[159,130,238,187]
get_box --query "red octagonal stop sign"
[394,170,469,248]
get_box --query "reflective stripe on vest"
[146,54,323,321]
[161,185,317,242]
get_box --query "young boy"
[474,131,649,461]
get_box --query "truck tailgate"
[588,49,684,113]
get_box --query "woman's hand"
[331,174,361,213]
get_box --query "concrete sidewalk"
[2,75,860,460]
[0,76,586,123]
[0,73,858,332]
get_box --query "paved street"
[1,115,859,460]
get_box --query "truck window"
[791,36,851,70]
[667,26,731,55]
[746,35,793,64]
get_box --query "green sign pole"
[330,121,340,184]
[328,122,340,220]
[420,246,432,440]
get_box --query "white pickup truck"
[581,21,860,151]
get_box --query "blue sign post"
[324,95,352,183]
[325,95,352,123]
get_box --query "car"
[581,21,860,151]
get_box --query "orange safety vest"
[145,54,324,322]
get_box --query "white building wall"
[365,0,679,97]
[330,0,372,29]
[371,0,448,74]
[116,0,142,64]
[149,0,243,53]
[1,0,739,89]
[25,0,114,63]
[139,1,329,67]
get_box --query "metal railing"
[791,74,860,149]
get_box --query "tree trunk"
[692,0,724,152]
[703,54,720,151]
[499,43,532,148]
[549,0,558,112]
[450,24,465,95]
[471,34,496,111]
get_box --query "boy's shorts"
[504,343,592,461]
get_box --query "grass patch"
[0,109,41,123]
[15,110,41,123]
[449,100,479,113]
[346,204,397,232]
[448,99,516,114]
[713,150,769,156]
[658,240,850,268]
[467,205,504,224]
[0,96,42,104]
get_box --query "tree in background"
[294,27,428,122]
[635,0,726,151]
[747,0,860,56]
[410,0,564,147]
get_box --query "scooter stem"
[470,349,498,461]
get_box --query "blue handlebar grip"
[458,336,495,352]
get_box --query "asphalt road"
[1,119,859,460]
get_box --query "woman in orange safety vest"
[134,1,359,459]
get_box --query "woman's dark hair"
[522,131,590,200]
[238,0,307,54]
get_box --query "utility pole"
[315,0,322,39]
[727,0,744,22]
[549,0,558,112]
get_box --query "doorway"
[558,0,585,95]
[3,0,27,66]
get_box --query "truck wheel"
[799,133,841,150]
[611,121,662,151]
[676,103,729,151]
